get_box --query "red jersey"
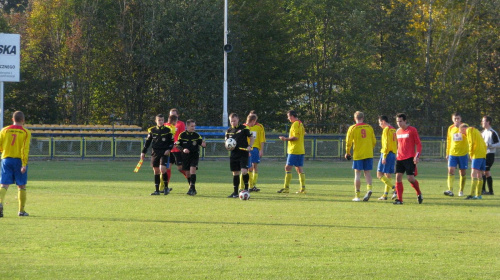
[396,125,422,160]
[166,120,185,152]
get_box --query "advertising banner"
[0,33,21,82]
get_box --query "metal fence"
[29,135,449,160]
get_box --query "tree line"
[1,0,499,135]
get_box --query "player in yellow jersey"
[460,124,487,200]
[345,111,376,201]
[376,115,398,200]
[445,113,469,197]
[277,110,306,194]
[243,111,266,192]
[0,111,32,217]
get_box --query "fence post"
[112,136,116,160]
[81,137,85,160]
[50,136,54,160]
[340,138,344,160]
[312,137,316,160]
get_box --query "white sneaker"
[458,191,464,197]
[352,197,361,202]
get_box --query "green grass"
[2,159,500,279]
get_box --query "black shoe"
[164,188,172,195]
[417,194,423,204]
[393,199,403,205]
[484,191,494,195]
[151,191,161,195]
[249,186,260,192]
[0,203,3,218]
[464,195,475,200]
[482,190,489,195]
[363,191,373,202]
[227,192,238,198]
[187,189,197,196]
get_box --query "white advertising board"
[0,33,21,82]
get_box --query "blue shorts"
[247,148,261,168]
[377,152,396,174]
[448,155,468,169]
[471,158,486,171]
[353,158,373,171]
[286,154,304,167]
[1,158,28,186]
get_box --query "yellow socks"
[470,178,478,196]
[253,172,259,187]
[367,184,373,192]
[355,190,361,198]
[380,177,392,196]
[460,175,466,192]
[284,172,292,188]
[476,179,483,197]
[299,173,306,188]
[18,189,27,212]
[248,171,254,188]
[0,187,7,204]
[239,174,244,190]
[447,175,455,191]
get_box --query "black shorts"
[182,153,200,171]
[396,157,416,176]
[230,151,249,172]
[486,153,495,171]
[169,151,182,165]
[151,149,169,168]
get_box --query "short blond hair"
[354,111,364,120]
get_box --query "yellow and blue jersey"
[288,120,305,155]
[466,127,487,159]
[380,126,397,158]
[447,125,468,157]
[250,123,266,150]
[0,125,31,166]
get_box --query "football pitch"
[2,159,499,279]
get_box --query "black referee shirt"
[142,125,174,153]
[177,131,203,155]
[225,124,252,151]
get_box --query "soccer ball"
[239,190,250,200]
[225,138,237,151]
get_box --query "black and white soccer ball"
[225,138,237,151]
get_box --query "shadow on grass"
[38,215,419,230]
